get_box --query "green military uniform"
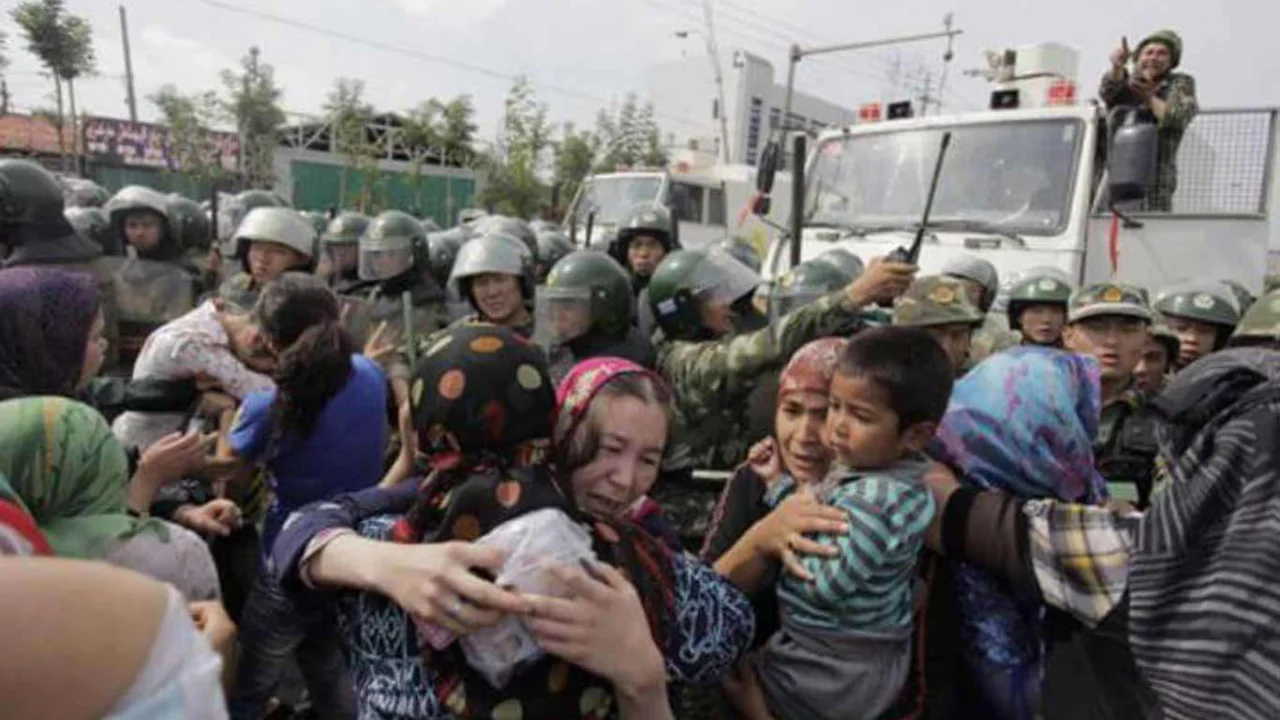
[1099,30,1198,212]
[1227,288,1280,349]
[1070,282,1160,507]
[1153,281,1241,368]
[893,275,985,374]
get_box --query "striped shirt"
[769,456,935,638]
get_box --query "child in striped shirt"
[755,327,956,720]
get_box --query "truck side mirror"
[757,139,780,194]
[1106,107,1158,204]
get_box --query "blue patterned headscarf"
[929,346,1109,720]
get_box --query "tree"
[400,98,443,214]
[150,85,231,192]
[439,95,478,168]
[220,47,286,188]
[0,30,9,114]
[11,0,95,169]
[479,77,552,218]
[592,93,668,172]
[553,122,596,212]
[323,78,382,212]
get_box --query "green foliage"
[552,122,596,210]
[220,47,285,188]
[11,0,95,160]
[149,85,231,190]
[592,92,667,172]
[324,78,384,212]
[479,76,552,219]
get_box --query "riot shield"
[99,256,197,371]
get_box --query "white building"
[648,49,862,167]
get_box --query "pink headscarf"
[777,337,848,400]
[554,357,667,451]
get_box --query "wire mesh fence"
[1170,108,1277,215]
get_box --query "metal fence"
[1169,108,1277,215]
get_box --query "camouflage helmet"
[1136,29,1183,68]
[0,159,100,263]
[535,229,575,273]
[893,276,985,328]
[233,207,319,272]
[63,206,111,251]
[1153,281,1240,328]
[713,235,763,273]
[647,248,762,340]
[769,256,853,318]
[537,250,635,344]
[426,228,465,288]
[321,211,371,247]
[611,204,676,267]
[1006,272,1073,330]
[1229,289,1280,346]
[166,194,212,252]
[63,178,110,208]
[450,231,537,301]
[1068,282,1153,323]
[457,208,488,226]
[941,254,999,312]
[358,210,429,282]
[815,248,865,280]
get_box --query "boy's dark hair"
[254,272,354,439]
[836,326,954,428]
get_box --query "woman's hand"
[139,430,213,483]
[356,538,530,636]
[173,500,242,537]
[363,321,402,367]
[189,600,237,657]
[524,561,667,699]
[746,438,782,486]
[746,493,847,581]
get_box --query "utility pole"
[916,70,935,115]
[700,0,732,163]
[0,80,9,115]
[119,6,139,123]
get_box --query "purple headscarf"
[0,267,101,401]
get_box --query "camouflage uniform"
[1069,282,1160,507]
[1227,288,1280,349]
[893,275,985,374]
[1099,30,1199,212]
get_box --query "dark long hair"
[254,272,354,439]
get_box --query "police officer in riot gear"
[64,206,112,253]
[420,217,442,233]
[320,211,370,292]
[232,207,319,293]
[63,177,111,209]
[426,228,464,290]
[610,204,678,295]
[165,194,217,291]
[217,189,288,257]
[447,231,536,336]
[472,215,540,260]
[535,250,656,383]
[457,207,488,226]
[106,185,188,263]
[350,210,447,381]
[1006,271,1073,347]
[1,159,103,267]
[1154,281,1241,370]
[1064,282,1160,507]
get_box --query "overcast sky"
[5,0,1278,139]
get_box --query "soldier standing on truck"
[1100,30,1199,212]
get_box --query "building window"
[668,182,705,223]
[746,96,764,165]
[707,186,727,225]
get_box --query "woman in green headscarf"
[0,396,220,599]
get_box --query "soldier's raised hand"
[1111,37,1130,70]
[845,257,917,307]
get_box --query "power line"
[190,0,712,131]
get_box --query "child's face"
[825,372,933,470]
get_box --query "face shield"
[533,285,595,351]
[359,236,413,281]
[693,249,764,309]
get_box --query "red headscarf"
[778,337,848,400]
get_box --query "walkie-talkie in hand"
[887,131,953,266]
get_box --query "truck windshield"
[570,175,664,225]
[805,119,1083,236]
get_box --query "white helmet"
[233,207,318,272]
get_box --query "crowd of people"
[1,27,1277,719]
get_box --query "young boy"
[755,326,955,720]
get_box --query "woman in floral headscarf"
[265,332,753,720]
[928,346,1110,720]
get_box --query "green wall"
[288,160,476,226]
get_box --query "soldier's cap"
[1231,289,1280,341]
[893,275,984,328]
[1068,282,1153,323]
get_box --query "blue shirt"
[230,354,388,554]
